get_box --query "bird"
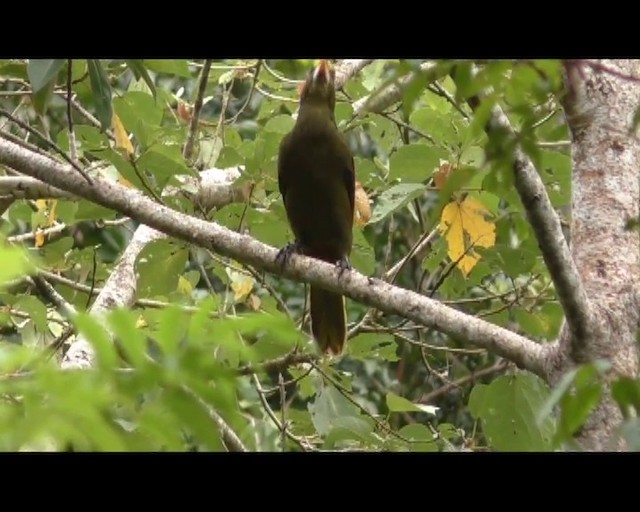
[276,59,355,356]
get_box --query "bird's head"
[299,59,336,110]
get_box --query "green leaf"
[153,306,188,357]
[612,377,640,416]
[215,147,242,169]
[87,59,113,130]
[398,424,438,452]
[347,333,399,361]
[402,70,429,117]
[386,392,439,415]
[75,200,117,223]
[536,360,611,444]
[137,144,193,189]
[162,387,223,451]
[107,309,149,369]
[389,144,446,182]
[263,115,295,134]
[350,229,375,276]
[145,60,192,78]
[73,125,111,151]
[369,183,426,224]
[27,59,66,93]
[0,61,28,80]
[14,296,48,333]
[468,372,555,451]
[113,91,164,148]
[308,386,358,437]
[136,240,189,297]
[324,416,377,449]
[73,313,117,370]
[31,79,55,116]
[124,60,156,99]
[618,419,640,450]
[0,245,33,285]
[40,237,73,267]
[489,246,537,277]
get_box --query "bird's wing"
[344,155,356,219]
[277,132,292,203]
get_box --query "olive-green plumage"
[277,60,355,355]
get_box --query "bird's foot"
[336,256,352,277]
[276,241,302,269]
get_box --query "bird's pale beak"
[312,59,332,84]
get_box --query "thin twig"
[85,249,98,310]
[261,60,304,85]
[537,140,571,149]
[257,365,313,395]
[226,62,261,125]
[67,95,115,141]
[251,373,314,451]
[428,82,470,120]
[254,85,297,103]
[394,333,487,355]
[385,227,439,283]
[237,351,316,376]
[380,111,436,144]
[532,108,561,129]
[1,129,64,163]
[278,372,286,453]
[183,59,213,162]
[129,158,163,203]
[310,361,409,444]
[7,222,67,243]
[66,59,78,165]
[243,264,292,319]
[0,108,92,184]
[418,360,508,404]
[28,276,77,318]
[181,385,248,452]
[195,257,217,296]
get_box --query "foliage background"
[0,58,627,451]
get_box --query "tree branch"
[334,59,374,89]
[183,60,212,162]
[0,176,74,200]
[0,137,553,377]
[183,385,248,452]
[61,224,163,369]
[353,61,450,115]
[490,105,592,342]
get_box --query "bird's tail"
[309,285,346,355]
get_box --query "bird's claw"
[276,242,302,269]
[336,256,352,277]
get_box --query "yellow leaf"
[47,199,57,225]
[33,199,58,248]
[354,181,372,227]
[135,315,147,329]
[177,275,193,294]
[112,113,134,156]
[229,271,255,302]
[438,196,496,276]
[247,294,261,311]
[111,113,135,187]
[34,229,45,248]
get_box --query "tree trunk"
[549,59,640,450]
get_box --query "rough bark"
[555,59,640,450]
